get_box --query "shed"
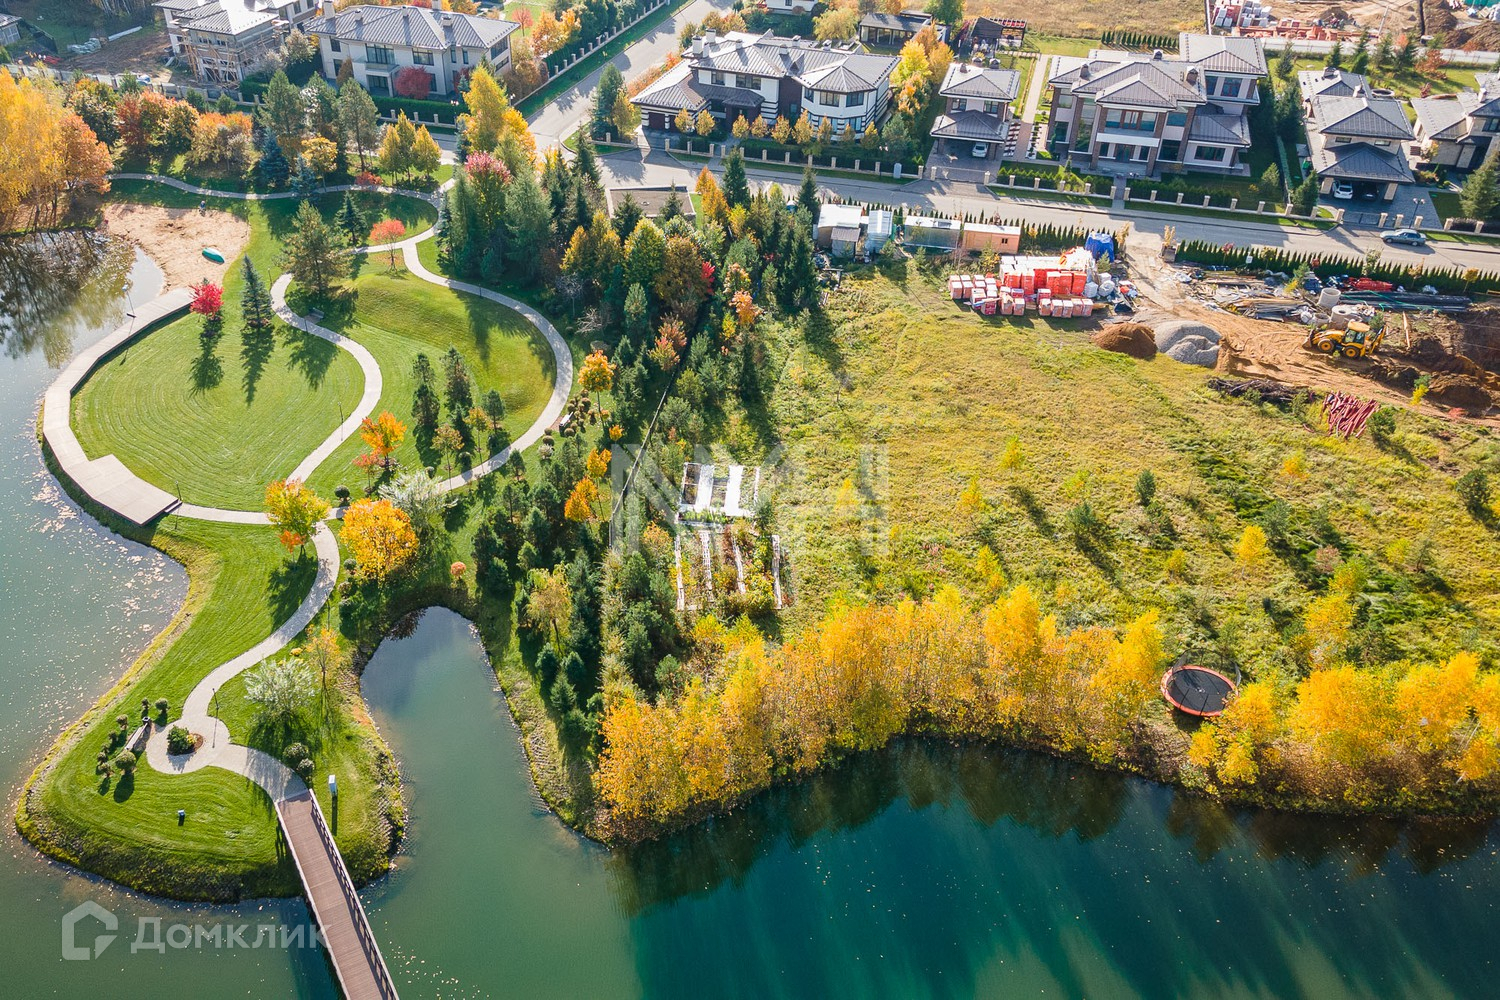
[960,222,1021,254]
[816,203,867,248]
[0,14,20,46]
[904,215,962,250]
[865,209,894,253]
[830,225,862,256]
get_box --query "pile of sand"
[1155,320,1221,367]
[1427,374,1494,413]
[100,202,251,290]
[1092,322,1157,360]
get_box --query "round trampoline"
[1160,665,1236,717]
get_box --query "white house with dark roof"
[1046,32,1266,176]
[631,30,898,134]
[1298,67,1414,200]
[156,0,319,85]
[1412,75,1500,170]
[305,0,517,98]
[930,61,1020,158]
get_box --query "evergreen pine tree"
[574,131,601,188]
[780,226,819,314]
[660,184,683,221]
[257,132,290,187]
[1460,150,1500,221]
[443,346,474,428]
[291,156,318,200]
[335,190,368,244]
[1276,44,1295,80]
[612,192,643,242]
[722,148,750,207]
[240,257,274,334]
[798,165,819,217]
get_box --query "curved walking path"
[44,171,573,875]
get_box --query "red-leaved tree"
[369,218,407,267]
[394,66,434,101]
[190,280,223,316]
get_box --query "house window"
[463,50,469,65]
[1160,139,1181,160]
[817,90,839,105]
[1166,111,1187,127]
[982,100,1000,115]
[412,50,433,66]
[1220,77,1242,98]
[490,44,503,59]
[1485,118,1500,133]
[846,90,865,107]
[804,86,813,102]
[1331,135,1350,145]
[366,45,393,65]
[736,74,758,89]
[1055,91,1073,109]
[1194,145,1227,162]
[368,74,390,96]
[1375,139,1391,146]
[330,38,341,53]
[953,97,967,111]
[1204,74,1218,95]
[713,71,725,86]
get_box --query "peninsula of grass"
[18,515,319,901]
[288,266,560,498]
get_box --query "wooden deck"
[275,790,398,1000]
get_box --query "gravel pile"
[1155,320,1221,367]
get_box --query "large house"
[858,11,944,48]
[305,0,517,98]
[1298,67,1414,201]
[1412,76,1500,171]
[156,0,319,85]
[1046,32,1266,176]
[763,0,817,13]
[632,30,899,135]
[930,61,1020,159]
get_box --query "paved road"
[524,0,734,153]
[595,146,1500,273]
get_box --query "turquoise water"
[1,243,1497,998]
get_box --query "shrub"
[393,66,434,101]
[1456,469,1492,516]
[283,742,310,764]
[113,750,137,774]
[1368,406,1396,445]
[167,726,195,755]
[154,697,170,717]
[295,758,316,780]
[334,485,351,503]
[1135,469,1156,507]
[115,714,129,730]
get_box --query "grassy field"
[71,183,437,509]
[19,519,318,901]
[288,267,560,498]
[737,264,1500,683]
[975,0,1204,42]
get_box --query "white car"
[1331,181,1355,200]
[971,142,990,159]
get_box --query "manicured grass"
[69,182,437,509]
[746,265,1500,682]
[291,267,559,498]
[21,519,318,901]
[1285,57,1479,100]
[73,311,365,509]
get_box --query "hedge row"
[1177,240,1500,294]
[996,163,1113,194]
[239,80,460,123]
[1098,30,1179,51]
[1129,177,1284,212]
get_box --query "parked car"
[1331,181,1355,200]
[1381,228,1428,246]
[971,142,990,158]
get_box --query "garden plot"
[674,522,787,614]
[679,462,761,519]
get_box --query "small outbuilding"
[865,209,894,253]
[903,215,962,250]
[816,203,868,251]
[960,222,1021,254]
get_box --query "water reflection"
[0,231,139,364]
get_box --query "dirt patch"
[1092,322,1158,359]
[99,202,250,290]
[1427,373,1495,413]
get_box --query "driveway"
[525,0,734,153]
[1335,183,1433,230]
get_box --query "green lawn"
[290,267,559,498]
[1284,56,1479,100]
[20,519,319,901]
[742,265,1500,681]
[70,182,437,510]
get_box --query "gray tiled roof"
[1298,67,1362,99]
[691,30,896,94]
[1177,32,1267,76]
[859,11,931,32]
[1313,94,1414,141]
[1054,55,1204,109]
[939,62,1020,101]
[1412,96,1471,142]
[801,62,876,93]
[1312,141,1414,183]
[306,4,516,50]
[931,110,1010,141]
[1188,108,1251,146]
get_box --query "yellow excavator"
[1307,317,1386,359]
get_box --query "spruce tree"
[240,257,274,335]
[335,190,368,244]
[660,184,683,221]
[722,148,750,207]
[574,130,601,188]
[443,346,474,428]
[612,192,643,242]
[1276,44,1295,80]
[798,164,819,217]
[780,226,819,314]
[257,132,290,187]
[1460,151,1500,221]
[291,156,318,200]
[280,201,349,297]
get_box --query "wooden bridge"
[276,790,398,1000]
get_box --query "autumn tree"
[337,80,381,171]
[369,218,407,267]
[359,410,407,472]
[526,565,572,651]
[342,498,419,582]
[265,479,329,552]
[564,477,600,521]
[579,349,616,402]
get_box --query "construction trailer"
[865,209,894,253]
[904,215,963,251]
[816,203,868,252]
[960,222,1021,254]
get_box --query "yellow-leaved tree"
[264,478,329,552]
[342,498,418,582]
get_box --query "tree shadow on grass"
[267,551,318,625]
[282,328,338,389]
[802,310,845,378]
[112,771,135,803]
[190,339,223,393]
[1009,485,1056,539]
[241,322,275,402]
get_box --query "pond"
[0,237,1495,999]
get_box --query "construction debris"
[1322,392,1380,439]
[1208,378,1306,405]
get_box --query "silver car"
[1380,228,1428,246]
